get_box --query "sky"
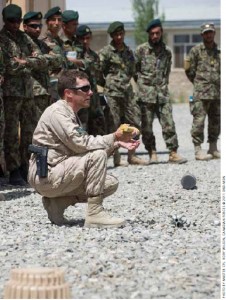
[66,0,221,23]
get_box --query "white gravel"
[0,103,221,299]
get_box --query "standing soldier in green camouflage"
[60,10,83,68]
[99,21,148,166]
[23,11,63,119]
[0,4,48,186]
[60,10,92,130]
[41,6,67,102]
[134,19,187,164]
[0,46,5,176]
[76,25,106,136]
[185,22,220,160]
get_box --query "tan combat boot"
[42,196,76,226]
[128,150,149,165]
[84,196,125,228]
[169,150,187,164]
[113,149,128,167]
[195,145,213,161]
[208,142,221,159]
[148,150,158,164]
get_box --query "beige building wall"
[0,0,66,29]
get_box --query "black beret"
[146,18,162,32]
[44,6,62,20]
[2,4,22,19]
[23,11,43,23]
[107,21,124,34]
[76,25,92,37]
[62,10,79,22]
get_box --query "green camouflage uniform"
[82,48,106,136]
[135,41,178,151]
[0,46,4,154]
[0,27,47,172]
[61,33,105,135]
[99,41,140,133]
[41,30,68,101]
[31,38,63,118]
[60,32,84,67]
[60,33,89,130]
[185,42,220,145]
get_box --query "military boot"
[42,196,76,226]
[9,168,28,186]
[148,150,158,164]
[113,149,128,167]
[195,145,213,161]
[84,196,125,228]
[19,164,28,182]
[169,150,187,164]
[128,150,149,165]
[208,142,220,159]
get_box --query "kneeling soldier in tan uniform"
[28,69,140,228]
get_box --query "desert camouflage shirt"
[185,42,220,101]
[98,42,135,96]
[0,27,47,98]
[134,41,172,104]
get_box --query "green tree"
[132,0,164,45]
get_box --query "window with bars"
[173,34,202,67]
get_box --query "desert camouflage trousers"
[139,101,178,151]
[190,99,220,145]
[28,149,118,202]
[0,95,4,153]
[3,96,37,172]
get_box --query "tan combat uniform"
[28,99,118,202]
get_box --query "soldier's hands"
[66,57,84,68]
[118,140,140,150]
[13,57,27,65]
[114,124,140,142]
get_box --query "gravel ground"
[0,103,221,299]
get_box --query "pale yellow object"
[119,124,140,135]
[3,268,71,299]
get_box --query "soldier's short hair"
[58,70,88,98]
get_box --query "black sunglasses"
[69,85,91,93]
[7,18,22,24]
[27,24,43,29]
